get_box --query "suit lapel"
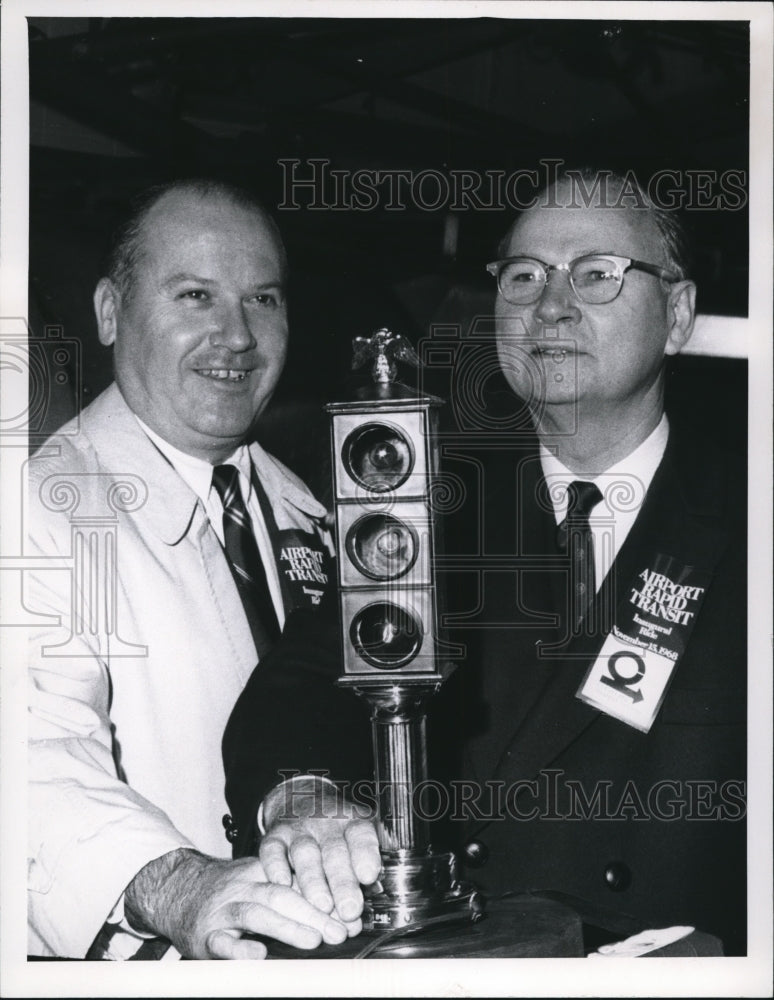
[462,447,569,783]
[488,423,731,784]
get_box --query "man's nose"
[533,269,582,326]
[211,304,256,351]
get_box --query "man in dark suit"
[430,168,747,954]
[430,411,746,954]
[224,168,746,954]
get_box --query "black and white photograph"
[1,2,771,996]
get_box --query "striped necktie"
[212,464,280,658]
[557,479,603,630]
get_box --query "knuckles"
[287,833,322,858]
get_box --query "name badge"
[577,554,711,732]
[276,529,332,610]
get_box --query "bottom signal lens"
[350,602,422,669]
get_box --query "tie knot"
[566,480,602,520]
[212,464,241,510]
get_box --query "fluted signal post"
[327,329,482,932]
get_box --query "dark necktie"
[211,464,280,658]
[556,479,603,630]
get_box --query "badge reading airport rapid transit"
[276,528,331,609]
[577,554,711,732]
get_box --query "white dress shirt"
[136,418,286,629]
[539,414,669,591]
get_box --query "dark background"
[28,16,749,483]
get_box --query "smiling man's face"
[494,182,694,430]
[95,188,288,462]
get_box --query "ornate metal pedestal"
[327,329,482,934]
[357,682,482,931]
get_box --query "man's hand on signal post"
[124,849,350,959]
[258,775,382,929]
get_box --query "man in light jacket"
[27,178,378,959]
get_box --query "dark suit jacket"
[432,417,747,954]
[222,590,372,859]
[223,418,747,953]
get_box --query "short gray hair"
[498,166,693,281]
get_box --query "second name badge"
[577,553,711,732]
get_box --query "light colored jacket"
[26,383,331,957]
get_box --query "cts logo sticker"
[600,650,647,703]
[577,631,677,732]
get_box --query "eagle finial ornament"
[351,328,421,384]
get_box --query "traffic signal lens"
[350,602,423,669]
[346,513,419,580]
[343,423,414,492]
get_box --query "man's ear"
[94,278,120,347]
[664,279,697,356]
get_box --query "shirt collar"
[539,413,670,520]
[134,417,252,505]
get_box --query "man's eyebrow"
[159,274,285,291]
[507,248,619,260]
[249,281,285,291]
[160,272,215,290]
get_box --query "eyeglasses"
[486,253,679,305]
